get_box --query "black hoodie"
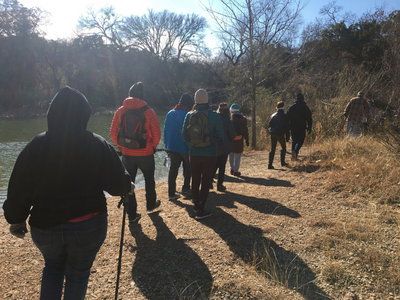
[3,86,131,229]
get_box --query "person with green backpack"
[182,89,224,220]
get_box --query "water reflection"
[0,112,170,208]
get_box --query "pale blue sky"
[19,0,400,50]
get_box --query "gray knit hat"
[194,89,208,104]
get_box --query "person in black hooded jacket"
[3,86,132,300]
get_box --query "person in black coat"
[267,101,290,169]
[213,102,237,191]
[286,93,312,160]
[3,86,132,300]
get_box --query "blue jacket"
[182,106,224,157]
[164,108,190,154]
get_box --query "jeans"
[214,154,228,185]
[229,153,241,172]
[31,213,107,300]
[190,156,217,211]
[122,154,157,216]
[168,151,191,196]
[346,120,362,137]
[291,130,306,154]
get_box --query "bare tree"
[203,0,307,149]
[77,6,126,51]
[120,9,209,61]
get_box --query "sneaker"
[195,210,211,220]
[181,189,192,197]
[168,193,180,201]
[217,184,226,192]
[147,200,161,211]
[234,171,241,176]
[129,213,141,223]
[268,165,274,169]
[230,169,234,175]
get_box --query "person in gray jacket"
[267,101,290,169]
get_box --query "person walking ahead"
[182,89,224,220]
[164,93,194,200]
[344,91,370,137]
[267,101,290,169]
[3,86,132,300]
[287,93,312,161]
[229,103,249,176]
[110,82,161,223]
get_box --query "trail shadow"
[174,203,330,299]
[128,212,213,300]
[206,190,301,218]
[223,174,295,187]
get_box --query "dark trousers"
[269,133,287,166]
[190,156,217,212]
[168,151,191,197]
[122,154,157,217]
[214,154,228,185]
[31,213,107,300]
[291,130,305,154]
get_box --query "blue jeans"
[31,213,108,300]
[122,154,157,217]
[229,153,241,172]
[346,120,362,137]
[168,151,191,197]
[291,130,306,154]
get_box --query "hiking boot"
[193,206,199,214]
[129,213,141,224]
[195,210,211,220]
[281,162,288,167]
[230,169,234,175]
[234,171,241,176]
[217,184,226,192]
[181,189,192,197]
[268,165,274,169]
[168,193,180,201]
[147,200,161,211]
[291,152,297,161]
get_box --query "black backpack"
[117,106,149,149]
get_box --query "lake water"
[0,111,170,209]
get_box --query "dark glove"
[245,140,249,147]
[10,222,28,239]
[153,147,156,154]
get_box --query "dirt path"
[0,149,391,299]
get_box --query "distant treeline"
[1,0,399,143]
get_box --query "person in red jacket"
[110,82,161,223]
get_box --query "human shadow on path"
[173,201,330,299]
[223,174,295,188]
[208,190,301,218]
[128,212,213,300]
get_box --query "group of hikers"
[2,82,370,299]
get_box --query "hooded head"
[176,93,194,111]
[47,86,91,135]
[357,91,364,98]
[296,93,304,101]
[129,82,144,99]
[194,89,208,104]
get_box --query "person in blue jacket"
[182,89,224,220]
[164,93,194,200]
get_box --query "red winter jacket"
[110,97,161,156]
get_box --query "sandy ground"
[0,149,397,300]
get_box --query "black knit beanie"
[129,82,144,99]
[178,93,194,107]
[296,93,304,101]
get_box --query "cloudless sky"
[18,0,400,51]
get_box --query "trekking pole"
[115,193,128,300]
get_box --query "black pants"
[168,151,191,197]
[269,133,286,166]
[213,154,228,186]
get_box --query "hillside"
[1,140,399,300]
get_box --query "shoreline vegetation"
[1,137,399,299]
